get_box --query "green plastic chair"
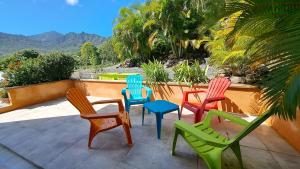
[172,110,274,169]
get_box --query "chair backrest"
[126,75,143,99]
[206,77,231,99]
[66,88,96,115]
[233,110,274,143]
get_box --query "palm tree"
[143,0,205,59]
[225,0,300,120]
[113,5,151,61]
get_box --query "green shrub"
[141,60,170,85]
[0,89,8,98]
[6,52,76,87]
[173,60,208,86]
[0,49,40,71]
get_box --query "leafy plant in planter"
[173,60,208,87]
[141,60,170,85]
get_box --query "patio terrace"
[0,97,299,169]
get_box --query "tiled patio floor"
[0,98,299,169]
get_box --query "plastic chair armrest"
[175,120,228,147]
[203,110,250,127]
[121,88,127,96]
[92,99,125,112]
[81,112,120,119]
[183,90,207,102]
[206,97,226,103]
[143,86,152,101]
[121,87,129,100]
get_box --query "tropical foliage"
[97,39,119,64]
[206,13,253,75]
[112,0,224,62]
[173,60,208,86]
[141,60,170,85]
[224,0,300,120]
[80,42,99,66]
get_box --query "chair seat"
[91,118,118,130]
[128,98,147,103]
[182,123,228,154]
[183,102,218,113]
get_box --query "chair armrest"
[81,112,120,120]
[203,110,250,127]
[92,99,125,112]
[183,90,207,102]
[143,86,152,101]
[175,120,228,147]
[121,88,128,99]
[205,97,226,103]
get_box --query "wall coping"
[73,79,258,90]
[5,79,73,90]
[4,79,258,91]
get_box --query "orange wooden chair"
[66,88,132,148]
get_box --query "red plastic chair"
[181,77,231,123]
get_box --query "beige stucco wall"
[0,80,74,113]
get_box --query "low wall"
[271,110,300,152]
[0,79,298,152]
[0,80,74,113]
[74,79,263,115]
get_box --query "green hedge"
[6,52,76,87]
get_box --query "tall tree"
[143,0,204,58]
[113,4,151,61]
[80,42,99,66]
[98,39,119,64]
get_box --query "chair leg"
[177,109,181,120]
[125,103,130,113]
[155,113,162,139]
[231,142,244,169]
[142,106,145,125]
[195,109,204,123]
[171,128,180,155]
[88,124,98,148]
[128,117,132,128]
[122,123,133,145]
[203,151,222,169]
[194,112,201,123]
[218,116,222,123]
[180,104,184,116]
[125,111,132,128]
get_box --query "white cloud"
[66,0,79,6]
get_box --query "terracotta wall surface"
[74,79,262,115]
[271,111,300,152]
[0,80,74,113]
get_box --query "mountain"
[0,31,107,56]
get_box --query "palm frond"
[225,0,300,120]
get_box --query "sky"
[0,0,144,37]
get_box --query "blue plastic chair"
[121,75,152,113]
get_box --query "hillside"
[0,31,107,56]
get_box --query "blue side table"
[142,100,181,139]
